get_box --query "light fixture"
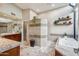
[51,4,55,7]
[36,9,40,12]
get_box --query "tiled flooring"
[20,41,55,56]
[20,46,49,56]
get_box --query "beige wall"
[22,9,30,20]
[22,9,37,21]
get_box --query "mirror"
[0,15,22,36]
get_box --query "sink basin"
[58,37,78,49]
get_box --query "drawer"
[0,46,20,56]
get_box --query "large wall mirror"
[0,12,22,37]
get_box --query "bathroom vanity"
[0,33,21,42]
[0,37,20,56]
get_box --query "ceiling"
[14,3,68,14]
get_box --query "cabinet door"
[2,34,21,41]
[55,49,63,56]
[0,46,20,56]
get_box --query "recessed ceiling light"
[36,9,40,12]
[51,4,55,7]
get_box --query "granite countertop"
[0,32,20,36]
[55,37,78,56]
[0,37,20,53]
